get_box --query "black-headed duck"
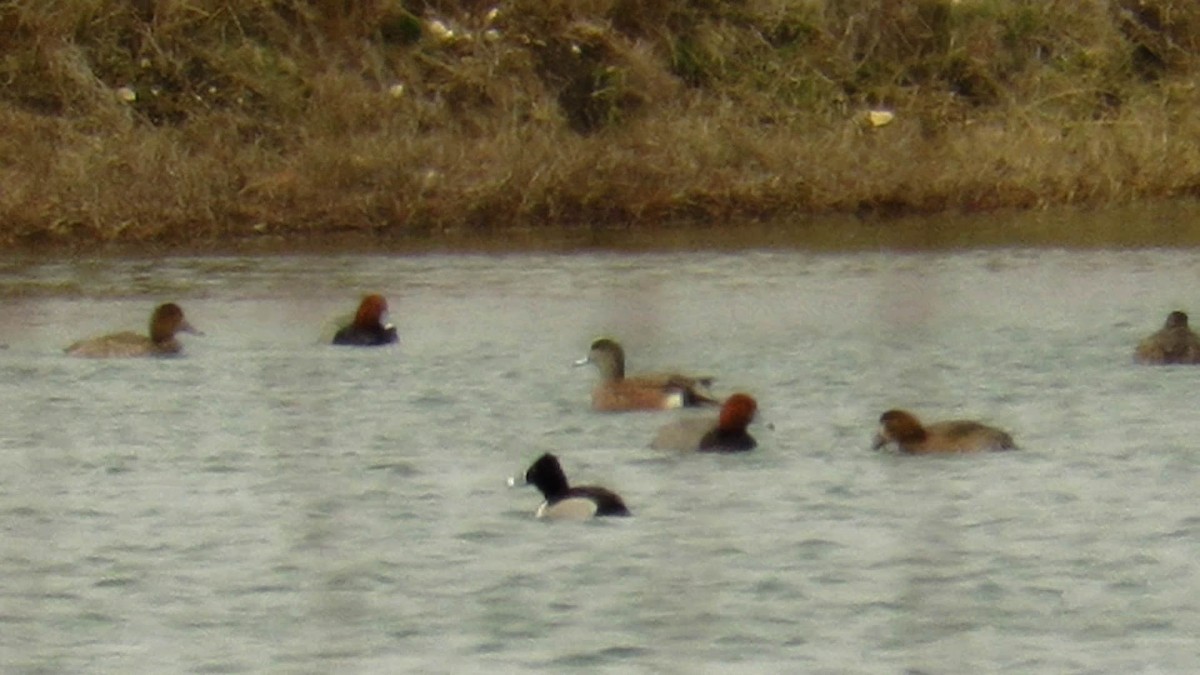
[510,453,631,520]
[1134,310,1200,365]
[575,338,716,412]
[651,393,759,453]
[332,294,398,346]
[872,409,1016,454]
[65,303,200,358]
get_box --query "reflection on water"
[7,199,1200,265]
[2,223,1200,672]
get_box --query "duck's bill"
[573,356,591,367]
[506,475,527,488]
[181,320,205,336]
[751,412,775,432]
[870,433,888,450]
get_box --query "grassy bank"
[3,0,1200,250]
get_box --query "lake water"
[1,242,1199,673]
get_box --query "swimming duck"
[1134,310,1200,365]
[65,303,200,358]
[510,453,631,520]
[332,294,398,346]
[872,409,1016,454]
[651,393,759,452]
[575,338,717,411]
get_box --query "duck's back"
[66,332,172,358]
[568,486,631,517]
[697,429,758,453]
[923,420,1016,452]
[332,324,398,346]
[651,415,717,451]
[1135,327,1200,364]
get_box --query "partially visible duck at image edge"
[651,393,759,453]
[872,409,1017,454]
[575,337,717,412]
[511,453,631,520]
[1134,310,1200,365]
[65,303,201,358]
[332,294,398,346]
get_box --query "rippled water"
[2,247,1199,673]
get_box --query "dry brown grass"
[3,0,1200,249]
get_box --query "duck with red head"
[510,453,631,520]
[332,294,398,346]
[651,393,759,453]
[872,409,1016,454]
[1134,310,1200,364]
[66,303,201,358]
[575,337,717,412]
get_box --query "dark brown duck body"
[66,303,200,358]
[1134,311,1200,365]
[873,409,1016,454]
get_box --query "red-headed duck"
[1134,310,1200,365]
[509,453,631,520]
[332,294,398,346]
[575,338,717,412]
[65,303,200,358]
[651,393,759,453]
[872,409,1016,454]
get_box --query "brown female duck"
[575,338,716,412]
[872,409,1016,454]
[66,303,200,358]
[1134,310,1200,365]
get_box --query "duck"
[575,338,717,411]
[510,453,631,520]
[332,294,398,346]
[651,393,759,452]
[65,303,200,358]
[1134,310,1200,364]
[872,409,1016,454]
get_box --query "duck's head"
[574,338,625,379]
[149,303,200,343]
[354,294,392,330]
[872,409,926,449]
[512,453,570,500]
[718,393,758,433]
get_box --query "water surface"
[1,247,1199,673]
